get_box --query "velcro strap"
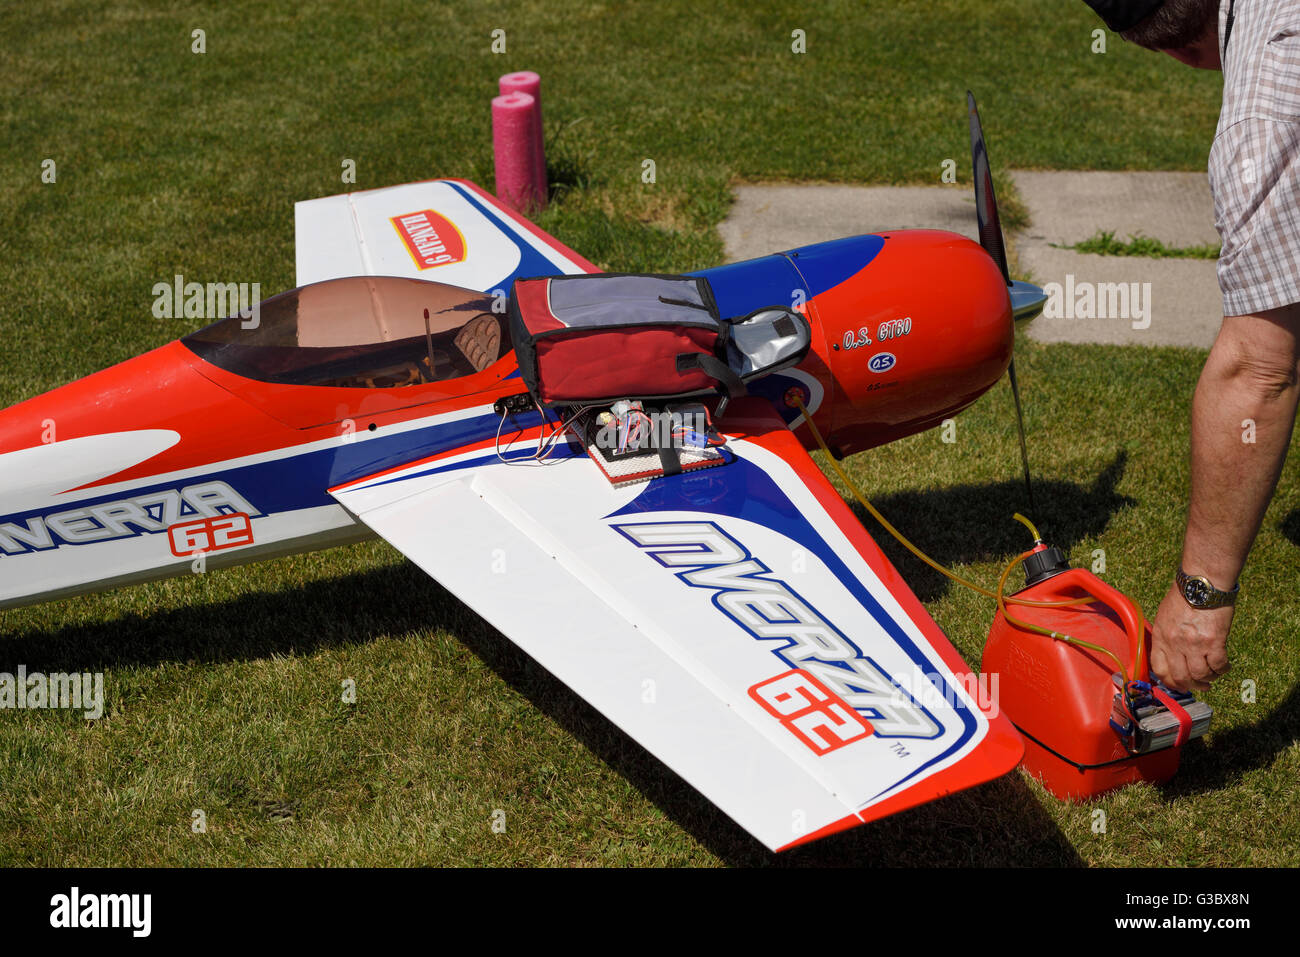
[676,353,745,398]
[656,442,682,477]
[1151,685,1193,747]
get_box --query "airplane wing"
[328,398,1022,851]
[294,178,598,290]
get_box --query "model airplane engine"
[807,229,1014,458]
[981,541,1212,800]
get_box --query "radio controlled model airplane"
[0,97,1050,851]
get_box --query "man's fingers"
[1166,664,1208,691]
[1159,653,1192,692]
[1166,652,1214,692]
[1150,644,1171,684]
[1188,658,1217,691]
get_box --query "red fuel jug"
[981,549,1209,800]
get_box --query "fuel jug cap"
[1023,544,1070,586]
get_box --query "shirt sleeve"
[1209,114,1300,316]
[1210,11,1300,317]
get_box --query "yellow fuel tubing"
[1012,512,1041,543]
[791,396,1089,610]
[994,547,1131,691]
[1007,512,1147,688]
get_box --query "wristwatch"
[1176,567,1239,610]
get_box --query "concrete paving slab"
[717,172,1224,348]
[1017,245,1221,347]
[719,183,976,263]
[1009,170,1222,348]
[1010,170,1218,248]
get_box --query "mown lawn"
[4,1,1294,867]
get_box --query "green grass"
[3,0,1293,867]
[1062,229,1222,259]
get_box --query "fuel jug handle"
[1054,567,1148,680]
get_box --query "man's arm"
[1151,303,1300,691]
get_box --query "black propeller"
[967,91,1037,522]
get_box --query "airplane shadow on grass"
[0,557,1083,866]
[444,608,1086,866]
[850,450,1136,603]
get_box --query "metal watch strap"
[1176,567,1239,609]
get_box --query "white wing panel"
[331,430,1016,850]
[295,179,593,290]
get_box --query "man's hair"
[1119,0,1219,50]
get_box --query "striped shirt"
[1209,0,1300,316]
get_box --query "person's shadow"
[1158,682,1300,800]
[1281,508,1300,548]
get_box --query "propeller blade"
[968,91,1036,518]
[967,90,1011,285]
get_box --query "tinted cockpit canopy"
[182,276,508,388]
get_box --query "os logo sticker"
[868,352,896,374]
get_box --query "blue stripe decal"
[690,255,806,319]
[691,235,885,318]
[353,427,585,492]
[444,182,580,291]
[606,452,977,800]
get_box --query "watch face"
[1183,577,1211,606]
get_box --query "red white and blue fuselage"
[0,180,1010,609]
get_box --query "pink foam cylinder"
[499,71,546,210]
[492,91,541,213]
[499,70,540,101]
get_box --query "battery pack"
[578,406,727,486]
[1109,675,1212,754]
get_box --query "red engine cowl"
[806,229,1013,457]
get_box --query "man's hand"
[1150,582,1234,692]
